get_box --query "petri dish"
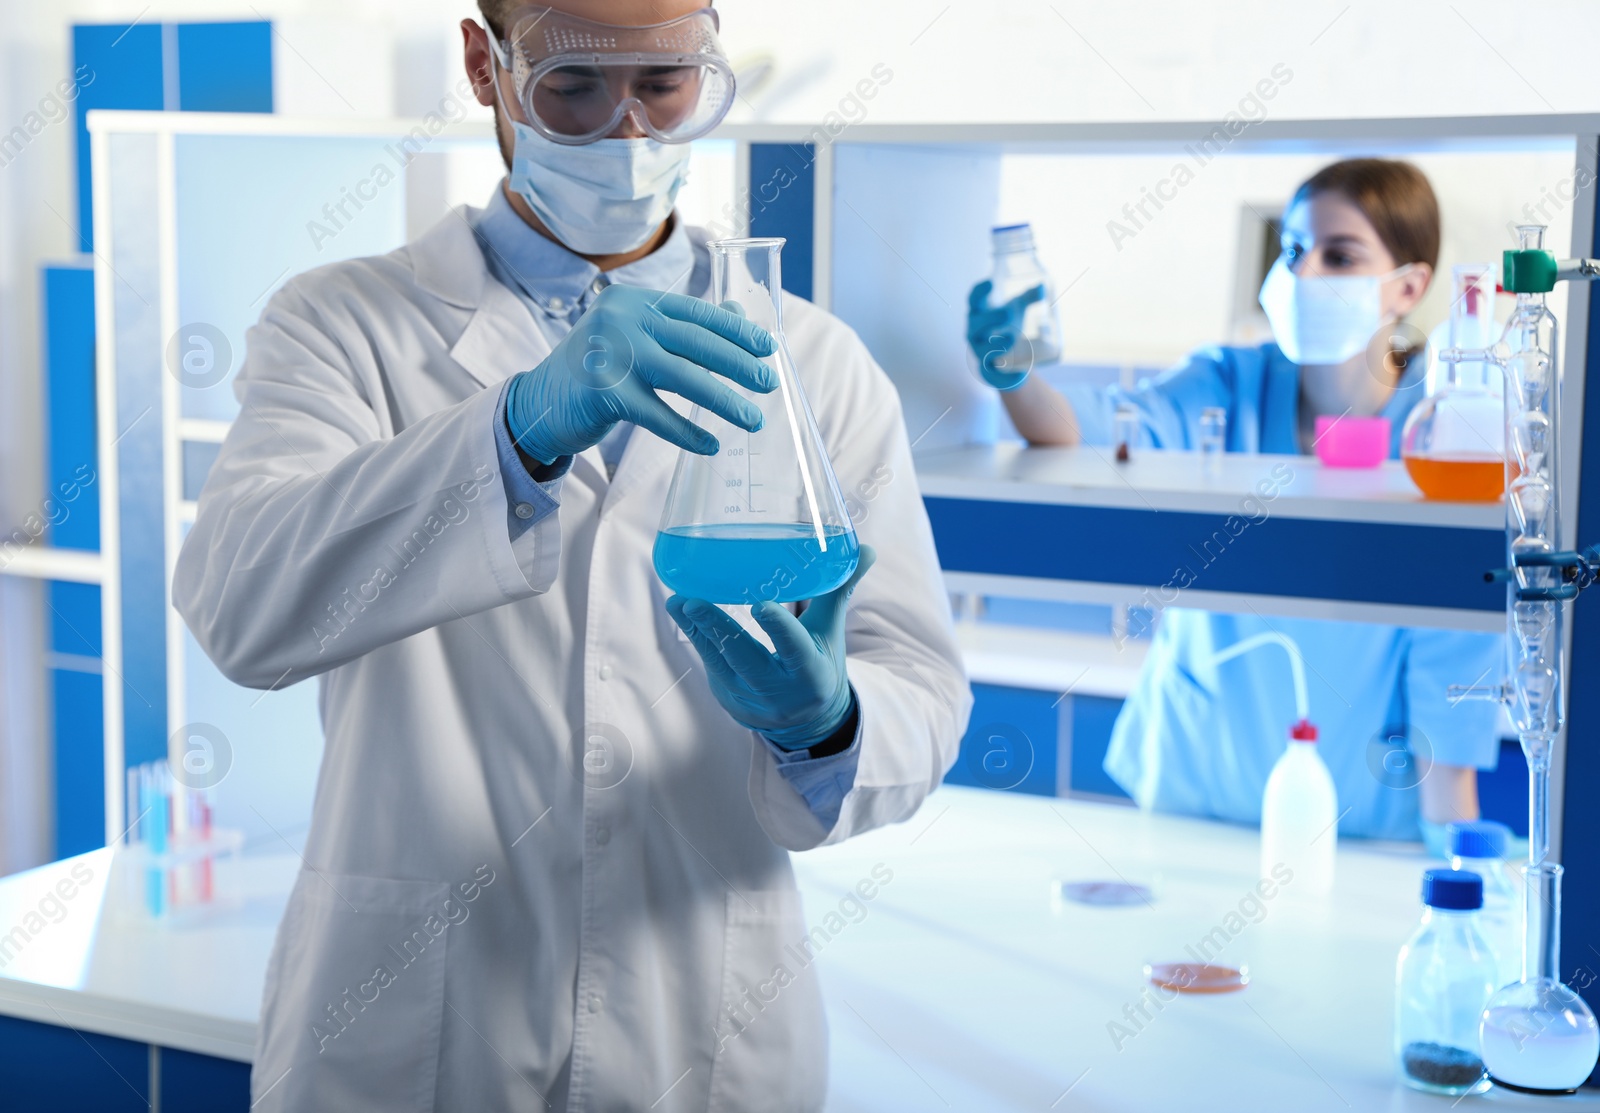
[1056,880,1154,908]
[1145,962,1249,994]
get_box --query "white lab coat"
[173,208,970,1113]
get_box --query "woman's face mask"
[1258,258,1415,366]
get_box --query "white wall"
[716,1,1600,126]
[1003,144,1580,371]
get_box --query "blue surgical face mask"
[1259,257,1414,365]
[506,121,691,255]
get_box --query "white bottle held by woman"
[1260,719,1338,895]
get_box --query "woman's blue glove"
[666,546,877,752]
[506,285,777,464]
[966,280,1046,391]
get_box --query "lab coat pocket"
[252,872,452,1113]
[707,889,828,1113]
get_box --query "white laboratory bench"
[2,787,1593,1110]
[0,850,294,1062]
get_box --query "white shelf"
[177,418,233,444]
[956,622,1147,699]
[714,114,1600,150]
[916,442,1505,530]
[85,111,1600,150]
[0,546,104,584]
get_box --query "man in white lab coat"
[173,1,969,1109]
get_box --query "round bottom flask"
[1480,864,1600,1093]
[1481,980,1599,1093]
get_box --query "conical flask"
[1403,263,1507,501]
[653,238,859,604]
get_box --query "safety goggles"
[488,5,735,146]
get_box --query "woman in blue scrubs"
[968,158,1504,846]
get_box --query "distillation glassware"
[1439,225,1600,1093]
[1402,264,1506,501]
[654,238,859,605]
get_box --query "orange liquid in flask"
[1403,454,1505,502]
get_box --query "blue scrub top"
[1060,342,1506,841]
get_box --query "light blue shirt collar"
[470,183,701,322]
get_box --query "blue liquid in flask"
[654,523,859,604]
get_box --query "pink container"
[1314,415,1390,469]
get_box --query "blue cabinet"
[0,1014,250,1112]
[945,682,1062,796]
[945,682,1133,800]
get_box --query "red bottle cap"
[1290,719,1318,742]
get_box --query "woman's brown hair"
[1290,157,1441,273]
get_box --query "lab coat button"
[598,664,613,681]
[591,277,605,294]
[514,502,535,520]
[548,296,566,312]
[594,826,610,846]
[588,994,603,1013]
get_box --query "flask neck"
[1523,863,1562,983]
[710,239,784,335]
[1530,759,1551,866]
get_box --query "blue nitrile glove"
[966,279,1047,391]
[505,285,777,465]
[666,546,877,751]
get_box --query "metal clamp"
[1484,544,1600,600]
[1557,258,1600,282]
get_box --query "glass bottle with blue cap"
[1394,869,1498,1095]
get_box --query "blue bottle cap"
[1447,820,1511,861]
[1422,869,1483,911]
